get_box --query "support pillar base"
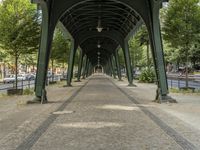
[154,94,177,103]
[27,96,41,104]
[75,80,81,82]
[64,83,72,87]
[27,93,48,104]
[128,83,137,87]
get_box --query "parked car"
[3,74,15,83]
[17,74,26,81]
[25,74,36,80]
[3,74,27,83]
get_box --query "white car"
[3,74,26,83]
[3,74,15,83]
[17,74,26,81]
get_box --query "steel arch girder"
[77,31,124,47]
[44,0,150,28]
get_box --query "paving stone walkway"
[0,74,200,150]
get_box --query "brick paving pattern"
[0,75,199,150]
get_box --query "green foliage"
[129,32,144,68]
[118,48,125,66]
[23,88,34,95]
[51,28,70,64]
[162,0,200,63]
[50,28,71,72]
[128,25,153,69]
[0,0,40,56]
[20,53,37,68]
[139,68,155,83]
[169,88,200,94]
[0,0,40,88]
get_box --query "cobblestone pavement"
[0,75,200,150]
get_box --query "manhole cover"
[52,111,75,115]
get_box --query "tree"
[0,0,40,88]
[20,53,37,72]
[129,34,143,69]
[51,28,70,74]
[162,0,200,88]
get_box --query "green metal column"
[107,63,110,76]
[86,60,90,78]
[114,50,122,81]
[148,1,173,102]
[88,63,92,76]
[108,62,112,76]
[67,40,78,86]
[108,59,113,77]
[121,40,134,86]
[111,56,117,79]
[81,55,87,79]
[77,49,83,82]
[105,63,109,75]
[34,2,55,102]
[84,58,89,78]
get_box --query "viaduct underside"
[31,0,173,103]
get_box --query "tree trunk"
[185,49,189,88]
[15,55,18,89]
[3,62,5,78]
[147,41,150,70]
[0,64,2,79]
[51,59,54,81]
[33,64,35,72]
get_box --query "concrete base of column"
[154,93,177,103]
[27,95,48,104]
[128,83,137,87]
[75,80,81,82]
[64,84,72,87]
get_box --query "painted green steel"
[108,58,113,77]
[77,49,83,81]
[32,0,171,103]
[84,58,89,78]
[114,49,122,81]
[81,55,87,79]
[34,2,55,100]
[121,40,133,86]
[67,40,78,86]
[148,1,169,101]
[111,56,117,79]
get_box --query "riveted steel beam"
[114,48,122,81]
[66,40,78,86]
[32,0,172,103]
[34,2,55,103]
[146,0,174,103]
[76,49,84,82]
[121,40,134,86]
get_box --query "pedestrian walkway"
[0,74,200,150]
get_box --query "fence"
[167,76,200,90]
[0,75,62,93]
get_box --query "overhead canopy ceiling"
[59,0,142,66]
